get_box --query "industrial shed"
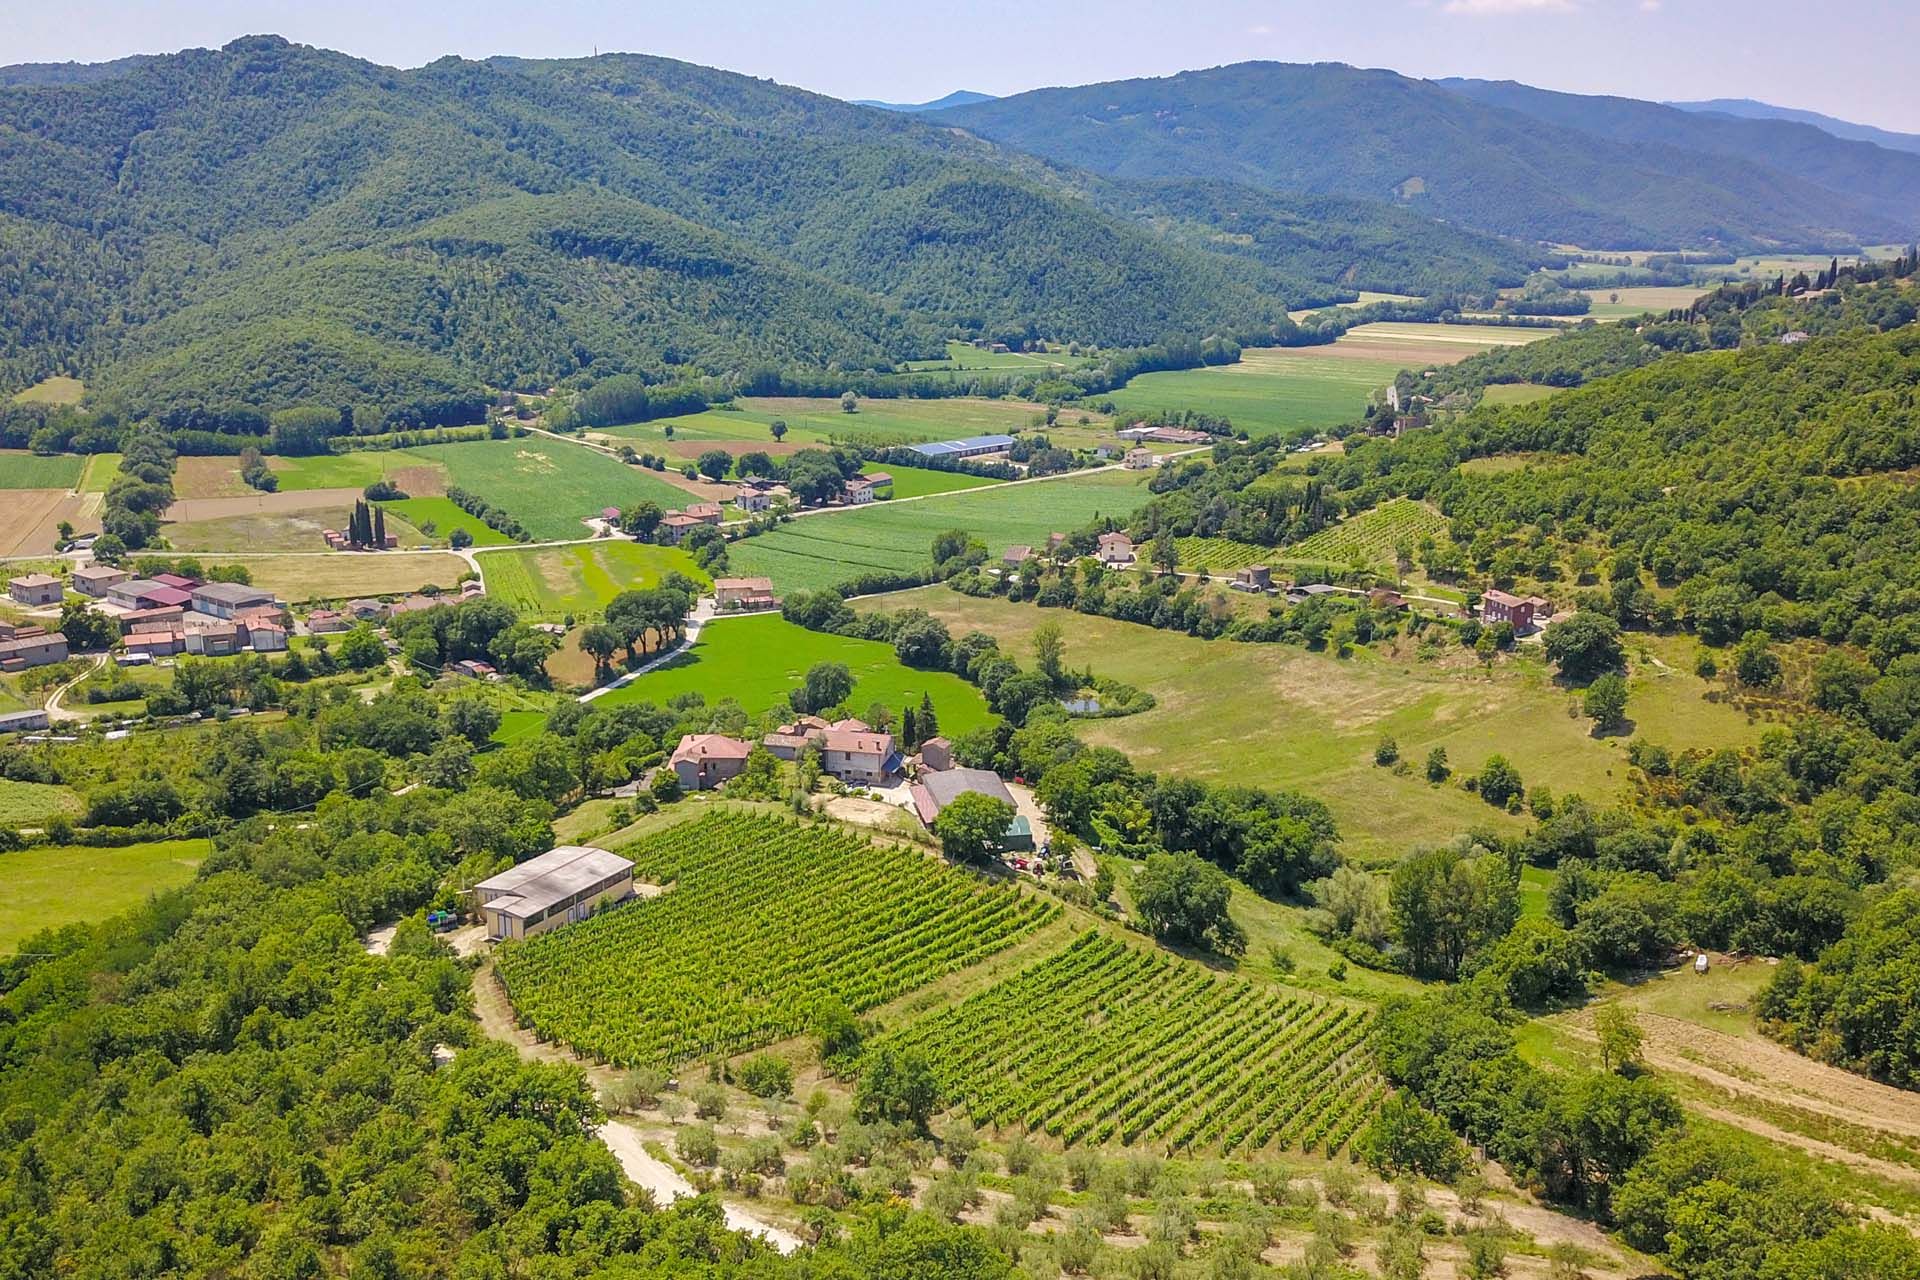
[473,845,634,941]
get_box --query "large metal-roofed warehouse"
[907,434,1016,461]
[473,845,634,941]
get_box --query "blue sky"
[7,0,1919,131]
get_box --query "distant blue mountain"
[854,89,996,113]
[1667,97,1920,157]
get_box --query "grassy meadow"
[875,587,1766,866]
[729,470,1149,592]
[862,461,1000,499]
[405,439,687,541]
[0,838,210,953]
[596,613,993,735]
[381,496,514,547]
[268,451,449,493]
[219,553,470,602]
[479,541,709,620]
[165,505,429,554]
[10,375,85,406]
[0,778,84,827]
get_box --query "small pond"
[1060,696,1103,714]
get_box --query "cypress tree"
[901,706,917,751]
[918,692,939,743]
[374,504,387,547]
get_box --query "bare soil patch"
[162,487,366,523]
[0,489,82,556]
[171,457,251,499]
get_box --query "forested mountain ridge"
[0,36,1541,412]
[931,62,1920,249]
[1666,96,1920,156]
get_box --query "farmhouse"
[0,630,69,672]
[1481,589,1534,632]
[0,709,51,735]
[909,767,1031,849]
[70,564,130,598]
[1003,545,1033,567]
[909,434,1015,462]
[124,628,187,658]
[657,513,702,546]
[1368,588,1408,611]
[843,476,879,505]
[190,582,278,619]
[670,733,753,790]
[712,577,778,612]
[451,659,497,680]
[1097,532,1135,565]
[184,624,242,657]
[7,574,63,606]
[735,487,772,513]
[1230,565,1273,593]
[345,599,388,620]
[823,721,898,786]
[304,609,349,633]
[763,715,830,759]
[473,844,634,942]
[684,502,724,525]
[1123,448,1156,470]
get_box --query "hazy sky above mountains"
[7,0,1919,131]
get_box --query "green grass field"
[268,452,447,492]
[881,587,1765,866]
[729,470,1148,592]
[10,376,84,405]
[492,709,549,744]
[591,397,1063,458]
[1478,383,1559,407]
[595,613,993,734]
[863,461,1001,500]
[0,778,84,826]
[0,451,83,489]
[1582,285,1711,320]
[1107,350,1403,438]
[478,541,709,620]
[405,439,687,542]
[380,497,514,547]
[78,453,122,492]
[903,341,1083,373]
[0,838,209,953]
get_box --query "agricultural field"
[1170,536,1273,574]
[596,613,994,735]
[78,453,120,492]
[728,469,1148,592]
[0,450,83,488]
[861,461,1000,500]
[1581,284,1711,320]
[0,778,84,827]
[879,932,1382,1152]
[493,811,1059,1065]
[0,838,209,953]
[1106,348,1401,438]
[592,396,1068,459]
[165,504,428,553]
[1284,497,1450,570]
[267,452,448,494]
[380,497,514,547]
[878,587,1765,866]
[405,439,687,541]
[479,541,708,620]
[0,488,83,557]
[219,552,469,602]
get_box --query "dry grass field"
[0,489,84,557]
[219,552,470,602]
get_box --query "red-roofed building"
[1481,589,1534,632]
[823,725,897,786]
[712,577,778,612]
[670,734,753,790]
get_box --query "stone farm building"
[7,574,62,606]
[909,766,1033,851]
[70,565,130,598]
[713,577,778,612]
[474,845,634,941]
[670,733,753,790]
[823,723,898,786]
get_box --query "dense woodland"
[0,37,1552,417]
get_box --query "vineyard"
[877,933,1382,1153]
[1172,536,1274,574]
[1284,498,1448,570]
[493,811,1058,1065]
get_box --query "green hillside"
[933,62,1919,249]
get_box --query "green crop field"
[479,541,709,620]
[592,396,1066,457]
[878,933,1382,1152]
[402,439,687,541]
[862,461,1000,500]
[1106,349,1403,437]
[903,340,1083,373]
[1286,498,1450,569]
[596,613,994,735]
[0,778,84,826]
[881,587,1766,866]
[492,709,549,744]
[0,451,83,489]
[494,811,1059,1065]
[78,453,122,492]
[729,469,1148,592]
[0,838,209,953]
[380,497,514,547]
[268,451,448,493]
[1478,383,1559,406]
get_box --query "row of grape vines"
[494,811,1060,1066]
[874,933,1381,1154]
[1172,536,1274,573]
[1285,498,1448,568]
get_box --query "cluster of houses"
[664,721,1031,848]
[305,580,485,634]
[5,567,292,666]
[655,501,724,546]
